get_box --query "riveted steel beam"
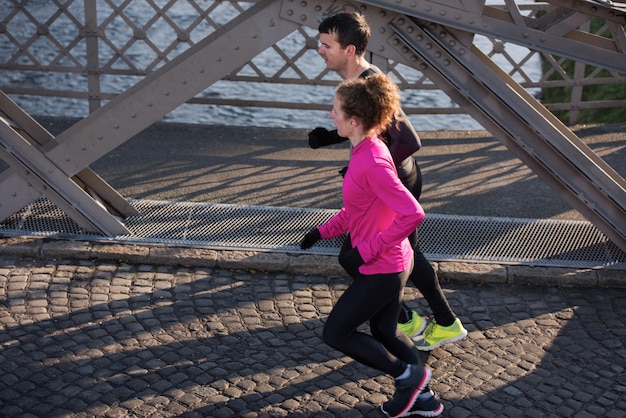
[0,91,139,222]
[44,0,300,175]
[387,15,626,251]
[359,0,626,73]
[279,0,626,251]
[0,118,130,235]
[0,0,301,235]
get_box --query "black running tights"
[322,266,422,378]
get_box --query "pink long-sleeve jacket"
[317,135,425,275]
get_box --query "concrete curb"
[1,236,624,288]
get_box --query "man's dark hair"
[318,11,370,56]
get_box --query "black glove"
[338,166,348,177]
[338,246,365,277]
[300,228,321,249]
[307,127,344,149]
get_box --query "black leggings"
[340,159,457,326]
[323,264,422,377]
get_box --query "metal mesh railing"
[1,198,624,269]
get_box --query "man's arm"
[383,109,422,163]
[307,127,349,149]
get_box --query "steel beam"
[0,118,130,235]
[0,91,139,221]
[386,16,626,250]
[1,0,624,246]
[359,0,626,73]
[46,0,301,175]
[280,0,626,252]
[0,0,301,235]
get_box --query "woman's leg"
[369,266,422,366]
[340,234,418,325]
[323,269,421,376]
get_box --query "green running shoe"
[397,310,427,338]
[415,318,467,351]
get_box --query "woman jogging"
[300,73,443,417]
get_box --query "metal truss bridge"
[1,0,625,267]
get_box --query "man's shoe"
[380,365,431,417]
[400,391,444,417]
[415,318,467,351]
[398,310,427,338]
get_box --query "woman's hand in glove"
[300,228,321,249]
[338,246,365,277]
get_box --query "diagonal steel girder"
[386,16,626,251]
[280,0,626,252]
[0,115,132,235]
[0,90,139,226]
[0,0,301,235]
[360,0,626,74]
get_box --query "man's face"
[318,31,349,73]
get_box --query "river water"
[0,0,540,131]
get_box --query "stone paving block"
[437,261,507,284]
[215,249,290,272]
[90,242,150,264]
[39,239,93,261]
[147,245,218,267]
[1,250,626,417]
[597,267,626,288]
[288,254,346,278]
[0,236,43,257]
[508,265,599,287]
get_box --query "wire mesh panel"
[1,197,624,269]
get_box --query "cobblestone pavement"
[1,254,625,418]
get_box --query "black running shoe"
[380,365,432,417]
[401,392,444,416]
[382,389,443,417]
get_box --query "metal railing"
[1,0,624,125]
